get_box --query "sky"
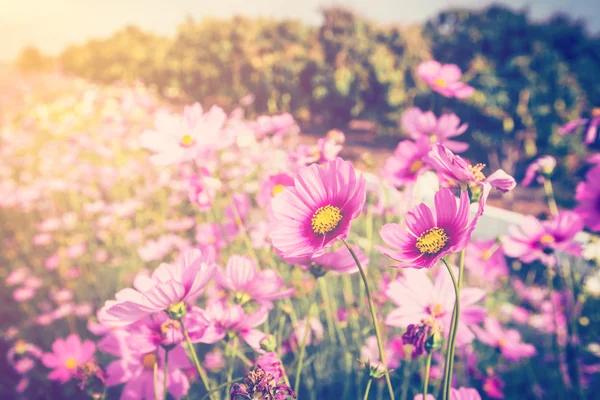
[1,0,599,61]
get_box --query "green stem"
[225,337,238,397]
[230,198,259,260]
[343,239,395,400]
[294,293,317,395]
[363,378,373,400]
[181,320,215,400]
[423,352,433,399]
[199,377,244,400]
[163,349,169,400]
[546,269,565,399]
[235,347,253,367]
[318,278,337,344]
[153,354,159,400]
[543,178,559,216]
[441,258,460,400]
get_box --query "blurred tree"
[16,46,52,73]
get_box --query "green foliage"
[57,6,600,193]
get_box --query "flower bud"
[260,334,277,353]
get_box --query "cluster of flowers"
[2,59,600,400]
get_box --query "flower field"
[1,62,600,400]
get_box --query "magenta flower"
[417,60,475,99]
[105,345,191,400]
[256,352,285,380]
[140,103,226,165]
[472,317,536,361]
[425,143,516,192]
[385,269,485,347]
[199,301,269,350]
[401,108,469,152]
[187,168,221,211]
[360,335,405,370]
[217,255,294,307]
[501,211,584,267]
[377,185,490,269]
[98,249,216,326]
[269,157,366,261]
[381,138,431,188]
[559,115,600,144]
[310,244,369,275]
[42,334,96,383]
[521,155,556,187]
[465,240,509,283]
[575,165,600,231]
[257,172,295,208]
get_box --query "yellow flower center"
[64,358,77,369]
[142,353,157,370]
[14,340,27,355]
[180,133,194,147]
[311,205,342,235]
[409,160,424,174]
[271,184,285,197]
[160,319,181,335]
[482,250,492,260]
[498,338,507,348]
[539,234,555,244]
[470,163,486,182]
[434,78,447,87]
[431,303,444,317]
[416,227,449,255]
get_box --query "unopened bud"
[260,334,277,352]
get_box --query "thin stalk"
[546,269,566,399]
[153,354,159,400]
[294,293,317,395]
[363,378,373,400]
[543,178,559,216]
[235,347,253,367]
[423,352,433,399]
[230,198,259,260]
[163,349,169,400]
[441,258,460,400]
[199,377,244,400]
[181,320,215,400]
[343,239,395,400]
[225,337,238,397]
[318,278,337,344]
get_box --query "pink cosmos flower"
[385,269,485,347]
[360,335,404,370]
[257,172,295,208]
[270,157,366,261]
[521,155,556,187]
[310,244,369,275]
[381,138,431,188]
[140,103,226,165]
[218,255,294,307]
[199,301,269,350]
[42,334,96,383]
[204,349,225,372]
[98,249,216,326]
[465,240,509,283]
[415,387,481,400]
[377,185,490,269]
[501,211,584,267]
[483,373,505,399]
[472,317,536,361]
[105,345,191,400]
[559,114,600,144]
[6,267,30,286]
[187,168,221,211]
[575,165,600,231]
[417,60,475,99]
[425,143,516,192]
[287,317,325,349]
[44,254,60,270]
[256,352,285,380]
[401,108,469,152]
[66,243,86,259]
